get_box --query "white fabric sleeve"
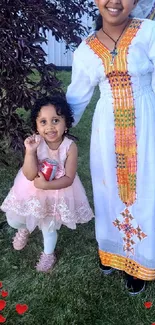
[66,49,96,126]
[148,24,155,92]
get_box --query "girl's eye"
[40,120,46,125]
[52,119,59,124]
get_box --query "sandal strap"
[13,229,29,250]
[36,252,56,272]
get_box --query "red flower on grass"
[16,304,28,315]
[0,315,6,323]
[1,292,8,298]
[144,301,153,309]
[0,301,6,311]
[0,284,2,289]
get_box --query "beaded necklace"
[102,20,130,64]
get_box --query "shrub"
[0,0,96,162]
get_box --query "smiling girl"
[66,0,155,294]
[1,96,94,272]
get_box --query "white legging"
[7,219,58,255]
[42,228,58,254]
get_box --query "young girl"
[66,0,155,295]
[0,96,94,272]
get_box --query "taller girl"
[66,0,155,295]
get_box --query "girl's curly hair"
[31,95,74,137]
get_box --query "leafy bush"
[0,0,96,162]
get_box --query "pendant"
[110,48,118,65]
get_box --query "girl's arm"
[22,135,40,181]
[22,151,38,181]
[66,45,96,126]
[34,142,78,190]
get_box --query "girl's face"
[95,0,138,25]
[36,104,67,147]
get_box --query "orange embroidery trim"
[86,19,142,206]
[99,250,155,280]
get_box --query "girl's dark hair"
[95,13,103,31]
[31,95,76,139]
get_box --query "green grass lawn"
[0,72,155,325]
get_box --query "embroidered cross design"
[113,208,147,256]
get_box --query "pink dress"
[1,137,94,232]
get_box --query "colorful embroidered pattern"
[86,19,142,206]
[113,208,147,255]
[99,250,155,280]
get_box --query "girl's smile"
[105,1,123,15]
[106,6,122,17]
[45,131,57,140]
[95,0,137,25]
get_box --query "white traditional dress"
[66,18,155,280]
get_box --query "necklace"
[102,20,130,65]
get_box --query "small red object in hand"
[39,159,58,181]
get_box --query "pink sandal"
[35,252,56,272]
[12,229,29,250]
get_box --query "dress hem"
[99,249,155,281]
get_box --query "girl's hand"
[34,172,48,190]
[24,134,41,153]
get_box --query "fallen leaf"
[0,301,6,311]
[1,292,8,298]
[144,301,153,309]
[15,304,28,315]
[0,315,6,323]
